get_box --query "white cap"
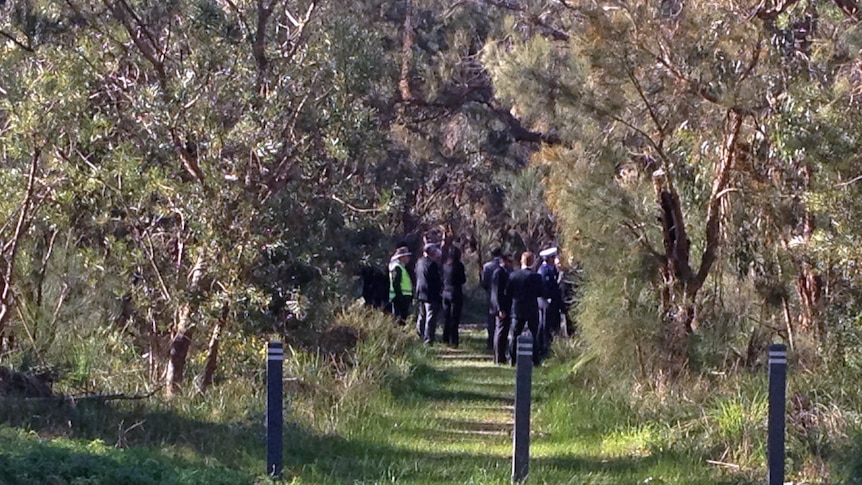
[539,247,558,258]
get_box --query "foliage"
[482,0,862,380]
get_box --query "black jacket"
[490,265,510,315]
[414,257,442,303]
[507,268,542,319]
[442,261,466,298]
[481,258,500,292]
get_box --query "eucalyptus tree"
[0,0,401,393]
[483,0,862,373]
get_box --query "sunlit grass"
[0,318,812,484]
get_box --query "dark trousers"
[442,293,463,346]
[485,294,495,350]
[493,314,510,364]
[548,300,562,335]
[537,299,551,359]
[416,300,440,344]
[391,296,411,325]
[510,314,539,365]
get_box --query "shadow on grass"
[0,430,250,485]
[0,399,746,484]
[284,431,749,484]
[0,398,265,470]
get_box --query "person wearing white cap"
[389,246,413,325]
[539,247,558,260]
[537,247,562,359]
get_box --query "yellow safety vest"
[389,262,412,299]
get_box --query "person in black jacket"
[537,247,561,359]
[414,244,443,345]
[507,251,543,365]
[481,247,503,350]
[490,254,512,364]
[442,247,467,347]
[360,266,390,310]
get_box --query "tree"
[483,0,862,373]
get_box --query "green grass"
[283,327,755,484]
[1,319,841,484]
[0,426,251,485]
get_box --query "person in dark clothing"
[490,254,511,364]
[537,247,561,359]
[442,247,467,347]
[557,256,581,337]
[388,246,413,324]
[507,252,543,366]
[360,266,388,309]
[414,244,443,345]
[481,247,503,350]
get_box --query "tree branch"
[0,30,33,52]
[20,388,162,402]
[106,0,166,83]
[694,110,743,291]
[625,61,667,142]
[327,195,386,213]
[752,0,802,19]
[0,145,41,332]
[254,0,274,95]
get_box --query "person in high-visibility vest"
[389,246,413,325]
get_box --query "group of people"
[388,243,466,347]
[376,242,573,364]
[481,247,570,366]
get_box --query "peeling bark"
[794,164,824,338]
[651,110,743,373]
[198,304,227,393]
[165,250,206,396]
[165,325,194,396]
[398,0,414,102]
[0,146,40,346]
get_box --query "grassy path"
[286,324,743,484]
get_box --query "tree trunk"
[398,0,414,102]
[651,110,743,373]
[795,164,824,338]
[0,147,41,347]
[166,324,194,396]
[197,323,220,393]
[165,251,206,396]
[653,172,697,372]
[796,266,823,335]
[197,304,227,393]
[253,0,274,97]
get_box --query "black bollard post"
[512,332,533,483]
[767,343,787,485]
[266,341,284,478]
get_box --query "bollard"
[266,341,284,478]
[512,332,533,483]
[767,343,787,485]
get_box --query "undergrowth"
[0,303,416,484]
[543,336,862,484]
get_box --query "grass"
[0,426,250,485]
[2,313,855,484]
[284,327,755,484]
